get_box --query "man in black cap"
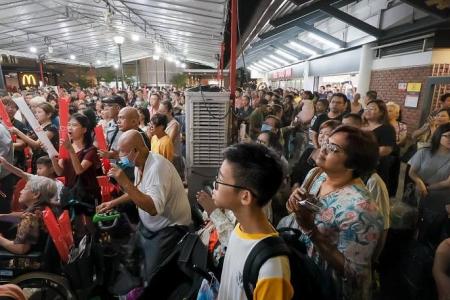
[98,95,126,160]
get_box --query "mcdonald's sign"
[19,73,37,87]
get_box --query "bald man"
[99,107,151,159]
[96,129,191,283]
[117,107,151,149]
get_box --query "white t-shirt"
[218,224,293,300]
[135,152,191,232]
[366,173,390,230]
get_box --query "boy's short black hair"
[36,156,53,168]
[222,143,283,207]
[150,113,168,129]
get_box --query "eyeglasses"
[321,140,345,154]
[213,177,257,197]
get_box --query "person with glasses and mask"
[287,126,383,300]
[96,129,191,285]
[214,143,293,300]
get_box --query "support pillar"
[358,43,374,102]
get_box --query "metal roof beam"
[287,39,323,54]
[271,0,355,27]
[273,44,308,60]
[296,23,346,48]
[320,5,383,37]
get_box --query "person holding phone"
[287,125,383,300]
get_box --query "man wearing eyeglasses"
[96,129,191,284]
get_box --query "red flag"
[94,125,111,173]
[58,97,70,159]
[0,100,13,128]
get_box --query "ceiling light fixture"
[30,46,37,53]
[269,54,289,65]
[288,41,317,55]
[113,36,124,45]
[70,54,76,60]
[131,34,139,41]
[274,49,298,61]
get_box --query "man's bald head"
[118,107,140,131]
[118,129,148,156]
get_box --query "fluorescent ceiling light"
[153,55,160,60]
[155,45,162,53]
[30,46,37,53]
[96,60,102,64]
[307,32,341,49]
[113,64,119,69]
[255,61,273,70]
[269,54,289,65]
[274,49,298,61]
[289,41,317,55]
[48,46,53,54]
[248,65,264,72]
[253,62,270,71]
[131,34,139,41]
[69,54,76,60]
[262,58,281,68]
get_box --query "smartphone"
[298,200,321,213]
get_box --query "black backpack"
[243,228,337,300]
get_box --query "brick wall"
[369,65,433,132]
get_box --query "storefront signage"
[19,73,38,86]
[272,68,292,79]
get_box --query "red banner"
[0,100,13,128]
[58,97,70,159]
[94,125,111,173]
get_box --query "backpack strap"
[243,236,290,300]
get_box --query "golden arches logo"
[22,74,37,86]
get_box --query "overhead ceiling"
[0,0,228,68]
[239,0,450,73]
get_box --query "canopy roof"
[0,0,228,67]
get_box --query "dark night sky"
[222,0,263,67]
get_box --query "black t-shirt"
[12,119,28,170]
[372,124,396,147]
[310,113,343,133]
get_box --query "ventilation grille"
[378,39,427,58]
[186,92,230,168]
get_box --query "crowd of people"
[0,84,449,300]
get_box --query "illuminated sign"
[20,73,37,86]
[271,68,293,79]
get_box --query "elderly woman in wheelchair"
[0,175,56,255]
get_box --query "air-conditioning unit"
[185,90,230,203]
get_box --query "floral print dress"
[300,171,383,300]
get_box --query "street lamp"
[113,36,125,89]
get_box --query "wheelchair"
[0,206,133,299]
[0,234,76,299]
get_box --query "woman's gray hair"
[26,175,57,204]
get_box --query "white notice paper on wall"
[13,96,58,158]
[404,94,419,108]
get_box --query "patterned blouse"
[14,207,46,246]
[300,170,383,300]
